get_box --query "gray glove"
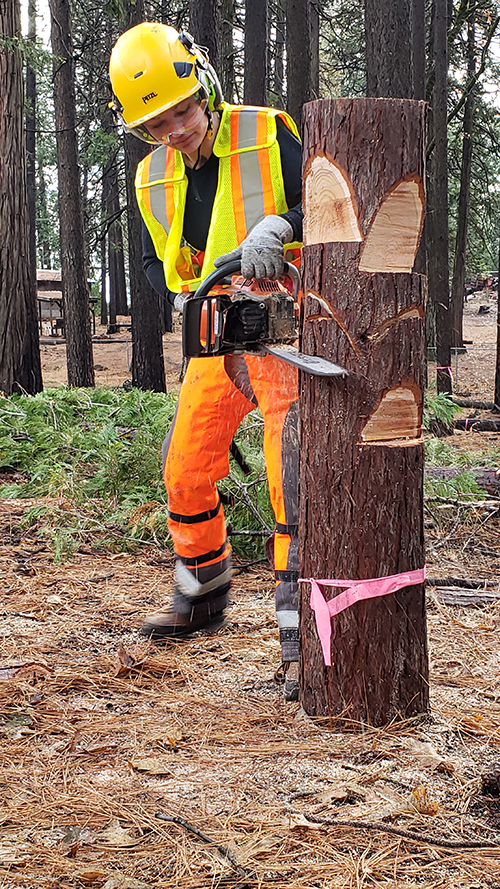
[214,215,294,280]
[173,293,188,312]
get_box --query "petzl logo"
[142,91,158,104]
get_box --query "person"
[109,22,303,700]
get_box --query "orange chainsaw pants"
[163,351,299,661]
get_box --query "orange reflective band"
[165,149,176,225]
[256,113,276,216]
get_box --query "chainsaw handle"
[192,260,300,301]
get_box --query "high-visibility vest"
[135,102,302,293]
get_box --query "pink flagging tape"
[437,365,454,383]
[299,567,426,666]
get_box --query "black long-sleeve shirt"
[142,116,303,308]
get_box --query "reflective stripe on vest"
[135,103,300,293]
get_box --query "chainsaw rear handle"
[192,259,300,301]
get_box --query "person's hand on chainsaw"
[214,215,294,280]
[173,293,188,312]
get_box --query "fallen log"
[455,418,500,432]
[429,587,500,606]
[426,576,499,589]
[452,398,498,411]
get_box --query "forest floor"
[1,293,500,889]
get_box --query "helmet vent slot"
[174,61,194,79]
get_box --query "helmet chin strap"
[192,108,214,172]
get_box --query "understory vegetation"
[0,388,497,562]
[0,387,273,562]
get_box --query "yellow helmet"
[109,22,223,142]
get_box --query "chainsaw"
[182,260,348,377]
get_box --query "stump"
[299,98,429,724]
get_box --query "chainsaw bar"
[262,345,349,377]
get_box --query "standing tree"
[0,0,42,395]
[49,0,95,387]
[244,0,267,105]
[24,0,43,392]
[450,15,476,351]
[286,0,313,128]
[123,0,166,393]
[427,0,452,394]
[365,0,412,98]
[218,0,236,102]
[189,0,219,69]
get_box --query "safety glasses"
[147,98,208,145]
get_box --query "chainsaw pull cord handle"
[190,260,300,302]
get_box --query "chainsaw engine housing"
[183,275,297,358]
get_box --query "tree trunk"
[365,0,412,98]
[299,98,429,725]
[450,18,476,351]
[24,0,43,392]
[189,0,219,69]
[49,0,94,388]
[272,0,285,107]
[218,0,236,103]
[244,0,267,105]
[412,0,426,100]
[427,0,451,393]
[309,0,320,100]
[495,222,500,406]
[108,166,128,320]
[124,135,166,393]
[286,0,312,129]
[123,0,166,393]
[0,0,41,395]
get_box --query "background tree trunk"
[427,0,452,393]
[365,0,412,98]
[0,0,41,395]
[286,0,312,129]
[299,97,429,724]
[412,0,426,100]
[24,0,43,392]
[218,0,236,103]
[189,0,219,69]
[123,0,165,393]
[49,0,94,387]
[450,17,476,351]
[244,0,267,105]
[124,135,166,393]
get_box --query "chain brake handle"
[182,261,300,358]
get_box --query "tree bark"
[189,0,219,69]
[123,0,166,393]
[496,224,500,407]
[0,0,41,395]
[365,0,412,98]
[299,97,429,725]
[286,0,312,129]
[124,135,166,393]
[412,0,426,100]
[450,18,476,351]
[23,0,43,392]
[427,0,451,393]
[218,0,235,103]
[244,0,267,105]
[49,0,94,387]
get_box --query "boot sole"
[141,614,227,640]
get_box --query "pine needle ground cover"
[1,389,500,887]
